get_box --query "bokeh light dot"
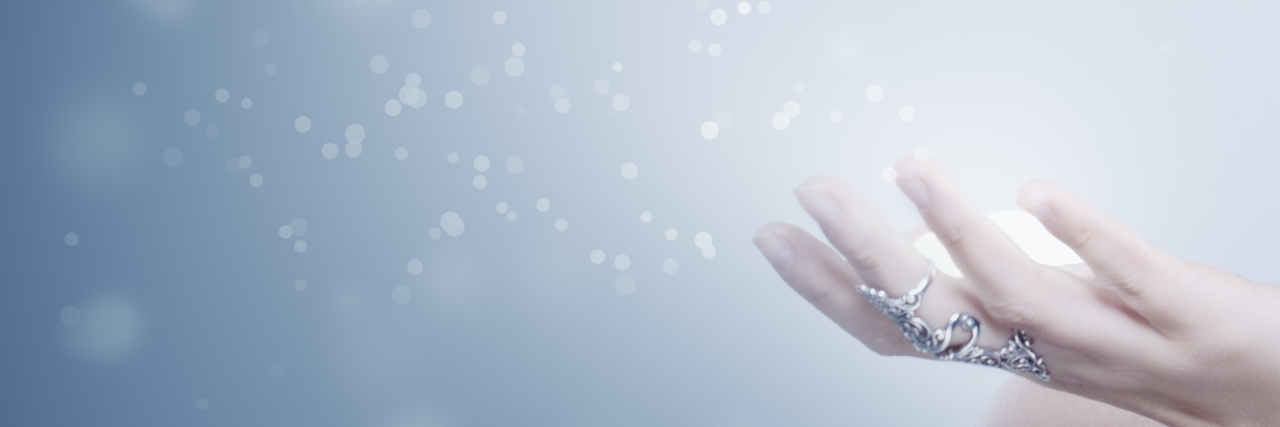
[407,259,423,275]
[279,225,293,239]
[663,258,680,274]
[555,98,570,114]
[251,30,270,47]
[344,142,362,158]
[241,98,252,109]
[506,210,517,222]
[290,218,307,236]
[385,99,402,116]
[738,2,751,14]
[293,239,307,253]
[866,84,884,103]
[555,218,568,231]
[250,173,264,187]
[369,55,389,74]
[695,232,713,249]
[715,111,732,128]
[831,110,844,123]
[474,155,490,172]
[700,121,719,140]
[772,112,790,130]
[758,1,772,14]
[688,39,703,53]
[504,57,525,77]
[473,175,487,189]
[132,82,146,96]
[493,10,507,24]
[395,147,408,160]
[447,152,458,163]
[512,43,526,57]
[345,124,365,143]
[590,249,605,264]
[710,8,727,25]
[184,109,201,126]
[392,285,411,304]
[429,227,442,240]
[470,66,491,86]
[215,88,229,103]
[496,202,508,213]
[440,212,465,236]
[708,43,722,57]
[620,162,638,180]
[614,254,631,271]
[196,398,209,411]
[536,198,550,212]
[702,246,717,259]
[615,275,636,296]
[411,9,431,28]
[321,143,338,159]
[405,73,421,87]
[445,91,463,109]
[294,116,311,133]
[899,105,915,122]
[594,78,610,95]
[882,167,898,183]
[783,101,800,118]
[640,212,652,223]
[612,94,630,112]
[665,228,678,240]
[295,279,307,292]
[506,156,523,174]
[612,62,623,72]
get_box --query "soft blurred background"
[4,0,1280,425]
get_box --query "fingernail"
[1018,196,1055,222]
[753,231,795,272]
[795,184,843,232]
[897,173,931,210]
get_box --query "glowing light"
[196,398,209,411]
[612,62,623,72]
[447,152,458,163]
[663,258,680,274]
[555,98,570,114]
[783,101,800,118]
[295,279,307,291]
[496,202,508,213]
[395,147,408,160]
[445,91,463,109]
[688,39,703,53]
[473,175,487,189]
[65,232,79,246]
[710,8,727,25]
[506,210,517,222]
[708,43,722,57]
[882,167,897,183]
[504,57,524,77]
[614,254,631,271]
[701,245,717,259]
[506,156,523,174]
[470,66,491,86]
[290,218,308,236]
[344,142,362,158]
[345,124,365,143]
[512,43,526,57]
[772,112,790,130]
[640,212,652,223]
[215,88,229,103]
[700,121,719,140]
[440,212,464,236]
[294,116,311,133]
[620,162,638,180]
[831,110,844,123]
[184,109,201,126]
[429,227,442,240]
[615,275,635,295]
[594,78,610,95]
[385,99,402,116]
[612,94,630,112]
[899,105,915,122]
[555,218,568,231]
[493,10,507,24]
[866,84,884,103]
[132,82,146,96]
[241,98,252,109]
[279,225,293,239]
[321,143,338,159]
[294,240,307,253]
[369,55,389,74]
[536,198,550,212]
[405,73,421,87]
[758,1,772,14]
[392,285,411,304]
[737,2,751,14]
[694,232,713,249]
[665,228,677,240]
[411,9,431,28]
[250,173,263,187]
[590,250,605,264]
[407,259,423,275]
[914,147,930,161]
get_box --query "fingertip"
[753,222,798,272]
[1016,180,1058,222]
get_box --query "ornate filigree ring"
[855,261,1050,381]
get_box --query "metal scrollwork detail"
[855,262,1051,381]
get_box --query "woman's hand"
[752,156,1280,426]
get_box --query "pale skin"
[752,156,1280,426]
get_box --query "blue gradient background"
[5,1,1280,426]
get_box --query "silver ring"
[855,261,1050,381]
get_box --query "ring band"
[855,262,1051,381]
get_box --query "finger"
[1016,179,1198,331]
[753,222,921,357]
[892,157,1050,330]
[793,175,931,296]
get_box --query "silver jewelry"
[855,262,1050,381]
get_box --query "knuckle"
[982,295,1040,328]
[932,222,967,249]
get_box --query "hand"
[752,156,1280,426]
